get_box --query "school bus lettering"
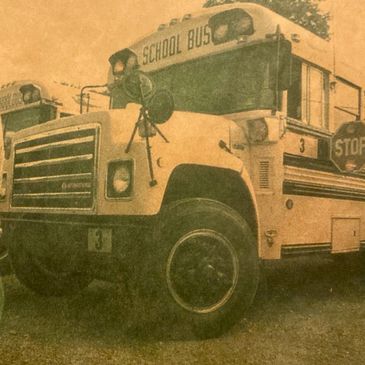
[142,34,182,65]
[2,3,365,339]
[187,24,211,50]
[142,24,211,65]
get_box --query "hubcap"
[166,229,239,314]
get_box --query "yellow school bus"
[0,80,108,270]
[1,3,365,338]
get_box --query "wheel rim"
[166,229,239,314]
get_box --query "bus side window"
[332,78,360,132]
[288,58,329,130]
[287,58,302,120]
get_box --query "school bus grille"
[11,126,98,209]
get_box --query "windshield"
[1,105,56,133]
[149,43,275,115]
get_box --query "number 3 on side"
[88,228,112,253]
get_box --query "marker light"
[113,60,125,75]
[19,84,41,104]
[208,8,254,45]
[22,90,32,103]
[109,48,139,77]
[32,88,41,102]
[214,24,229,43]
[247,118,269,143]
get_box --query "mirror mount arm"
[79,84,107,114]
[273,24,282,113]
[125,79,159,186]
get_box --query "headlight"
[0,174,6,200]
[113,166,130,193]
[4,132,14,160]
[247,118,268,143]
[107,160,133,198]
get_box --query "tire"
[0,278,4,322]
[8,224,92,297]
[142,198,259,339]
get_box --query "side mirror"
[122,70,174,124]
[122,70,155,103]
[269,39,292,91]
[146,90,174,124]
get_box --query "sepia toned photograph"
[0,0,365,364]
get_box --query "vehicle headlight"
[4,132,14,160]
[107,160,133,198]
[247,118,269,143]
[0,173,7,200]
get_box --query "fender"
[102,110,260,236]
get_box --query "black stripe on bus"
[281,242,331,258]
[283,153,365,180]
[283,180,365,201]
[360,241,365,252]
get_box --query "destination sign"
[331,121,365,173]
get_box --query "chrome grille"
[12,126,98,209]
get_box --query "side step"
[281,243,331,258]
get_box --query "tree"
[203,0,330,39]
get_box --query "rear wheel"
[142,198,259,338]
[8,224,92,297]
[0,278,4,322]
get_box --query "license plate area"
[88,228,112,253]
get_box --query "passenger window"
[287,59,329,130]
[287,59,302,120]
[332,79,360,132]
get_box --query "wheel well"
[161,164,257,237]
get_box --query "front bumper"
[0,213,155,281]
[0,228,12,276]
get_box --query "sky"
[0,0,364,86]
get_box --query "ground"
[0,256,365,365]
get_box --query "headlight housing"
[4,132,14,160]
[247,118,269,143]
[208,8,254,45]
[19,84,41,104]
[0,173,7,200]
[107,160,133,198]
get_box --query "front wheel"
[0,278,4,323]
[142,198,259,339]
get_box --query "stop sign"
[331,121,365,173]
